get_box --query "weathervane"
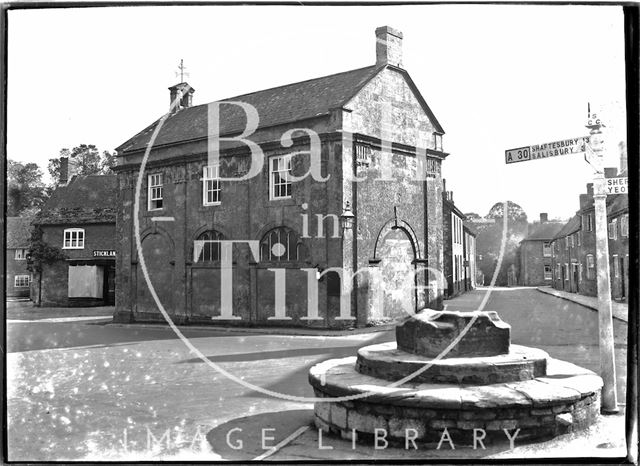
[175,59,189,83]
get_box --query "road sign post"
[586,114,619,414]
[505,109,619,414]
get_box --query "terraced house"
[6,216,32,298]
[550,174,629,303]
[113,26,450,328]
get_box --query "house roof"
[117,64,445,154]
[34,175,118,225]
[607,193,628,218]
[521,222,565,242]
[7,216,32,248]
[554,215,582,240]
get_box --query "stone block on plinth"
[396,310,511,358]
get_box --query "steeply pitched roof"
[522,222,565,242]
[34,175,117,225]
[554,215,582,240]
[7,216,32,248]
[117,64,445,154]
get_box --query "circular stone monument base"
[356,342,548,385]
[309,356,602,446]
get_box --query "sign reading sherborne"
[93,250,116,257]
[606,177,628,195]
[505,136,590,164]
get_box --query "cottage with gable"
[113,26,449,328]
[31,172,118,307]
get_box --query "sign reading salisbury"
[606,177,628,195]
[505,136,590,164]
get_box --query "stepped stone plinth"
[309,308,603,447]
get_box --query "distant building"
[463,222,478,291]
[550,176,629,302]
[442,184,476,298]
[6,217,32,298]
[31,174,117,307]
[519,213,564,286]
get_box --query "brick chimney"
[376,26,403,68]
[587,183,594,196]
[539,213,548,223]
[59,157,69,185]
[604,167,618,178]
[169,82,195,113]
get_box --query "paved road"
[6,288,629,461]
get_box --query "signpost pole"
[586,113,619,414]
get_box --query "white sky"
[7,5,627,220]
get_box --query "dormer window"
[434,133,443,151]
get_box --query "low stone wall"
[309,355,602,446]
[313,389,600,445]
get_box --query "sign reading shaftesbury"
[93,250,116,257]
[505,136,590,164]
[606,177,628,195]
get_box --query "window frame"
[621,214,629,237]
[63,228,85,249]
[613,254,620,278]
[608,219,617,240]
[260,226,303,262]
[586,254,595,280]
[147,173,164,211]
[14,274,31,288]
[542,242,552,257]
[269,156,293,201]
[14,248,28,260]
[193,230,227,263]
[543,264,552,280]
[585,214,593,232]
[202,165,221,206]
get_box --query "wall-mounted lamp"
[340,201,355,230]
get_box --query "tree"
[8,160,47,216]
[27,225,67,273]
[486,201,527,222]
[475,200,529,286]
[48,144,116,183]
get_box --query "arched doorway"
[135,231,174,317]
[377,226,417,320]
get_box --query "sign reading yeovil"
[606,177,628,195]
[505,136,590,164]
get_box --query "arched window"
[260,227,304,262]
[194,230,225,262]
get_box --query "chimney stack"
[376,26,403,68]
[604,167,618,179]
[169,82,195,113]
[539,213,548,223]
[587,183,594,196]
[59,157,69,185]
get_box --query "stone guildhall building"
[113,26,450,328]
